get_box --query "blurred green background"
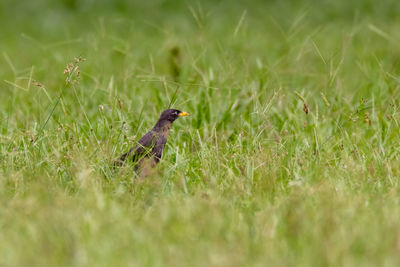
[1,0,400,266]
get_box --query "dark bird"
[115,109,190,173]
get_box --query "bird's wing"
[133,131,157,160]
[116,131,156,165]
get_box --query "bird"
[115,109,190,174]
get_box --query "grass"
[1,0,400,266]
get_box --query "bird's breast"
[161,126,170,140]
[161,124,170,138]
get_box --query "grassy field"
[1,0,400,266]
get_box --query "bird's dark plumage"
[115,109,189,173]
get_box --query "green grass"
[1,0,400,266]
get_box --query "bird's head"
[159,109,190,123]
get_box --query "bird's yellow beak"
[179,111,190,117]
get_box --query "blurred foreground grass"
[1,0,400,266]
